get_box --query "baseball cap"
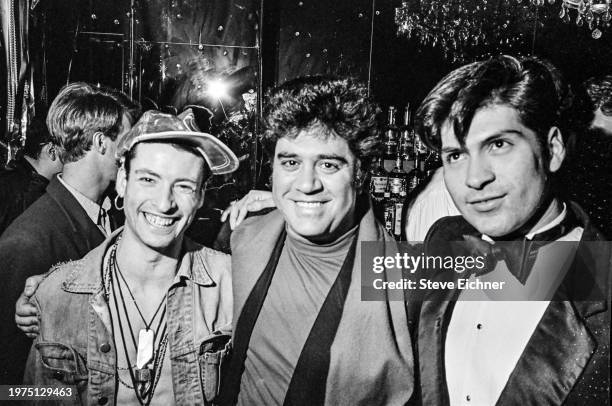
[117,110,239,175]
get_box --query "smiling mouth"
[144,213,176,228]
[295,201,325,208]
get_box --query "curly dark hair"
[261,75,382,172]
[415,55,575,165]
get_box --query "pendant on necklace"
[136,329,154,370]
[135,371,152,399]
[135,368,151,385]
[135,329,154,399]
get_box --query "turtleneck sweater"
[237,225,358,406]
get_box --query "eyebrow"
[133,168,199,184]
[479,129,524,144]
[276,151,349,164]
[441,145,464,154]
[441,129,525,153]
[134,168,160,178]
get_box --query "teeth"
[144,213,174,227]
[296,202,323,207]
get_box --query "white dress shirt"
[57,174,112,236]
[405,168,460,242]
[445,205,583,405]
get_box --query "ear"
[45,143,57,161]
[546,126,566,173]
[116,165,127,198]
[92,132,106,154]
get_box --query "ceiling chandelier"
[395,0,610,63]
[395,0,535,63]
[530,0,611,38]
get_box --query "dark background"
[2,0,611,177]
[32,0,612,104]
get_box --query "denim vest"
[24,229,233,406]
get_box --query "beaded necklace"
[105,241,169,405]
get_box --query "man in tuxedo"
[412,56,610,405]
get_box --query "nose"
[295,165,323,194]
[156,186,177,212]
[465,155,495,190]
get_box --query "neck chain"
[114,255,167,331]
[107,242,169,405]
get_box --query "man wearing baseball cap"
[24,110,238,405]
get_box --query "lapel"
[496,203,610,405]
[46,175,106,253]
[417,215,473,405]
[230,210,286,325]
[417,297,455,406]
[416,206,611,406]
[495,300,597,405]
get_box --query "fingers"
[248,190,274,202]
[234,205,250,229]
[16,317,40,337]
[15,296,38,317]
[17,319,39,331]
[23,274,44,299]
[247,198,275,212]
[229,201,242,230]
[15,293,40,337]
[220,203,234,223]
[222,190,276,230]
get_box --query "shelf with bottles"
[369,103,442,241]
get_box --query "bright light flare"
[207,80,229,100]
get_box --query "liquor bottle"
[424,151,441,178]
[399,104,414,162]
[388,152,407,199]
[383,106,398,159]
[407,147,424,193]
[369,157,388,203]
[393,190,405,241]
[383,187,394,235]
[414,134,428,161]
[388,152,407,241]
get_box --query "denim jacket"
[24,229,233,405]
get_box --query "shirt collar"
[525,202,567,240]
[483,203,567,242]
[173,238,215,286]
[63,229,215,294]
[57,173,111,229]
[285,223,358,258]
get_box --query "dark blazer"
[415,202,610,405]
[0,176,106,384]
[228,207,415,405]
[0,156,49,236]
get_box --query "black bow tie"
[461,212,577,284]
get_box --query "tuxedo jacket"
[413,202,610,405]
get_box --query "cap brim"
[127,131,239,175]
